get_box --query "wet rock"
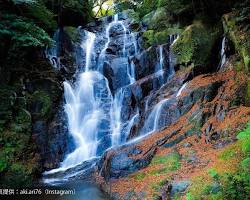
[96,135,112,157]
[133,46,159,80]
[170,181,190,198]
[99,145,156,180]
[109,57,131,91]
[209,132,220,141]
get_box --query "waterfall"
[51,30,114,171]
[219,37,226,70]
[128,61,136,84]
[111,88,125,146]
[131,32,138,55]
[140,81,188,137]
[170,34,179,46]
[45,29,61,69]
[44,13,180,178]
[81,31,96,71]
[61,72,112,169]
[176,82,188,97]
[168,34,179,78]
[141,99,169,134]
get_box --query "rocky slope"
[92,7,250,200]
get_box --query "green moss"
[151,178,169,191]
[134,172,146,181]
[143,28,183,48]
[245,79,250,106]
[172,21,221,67]
[64,26,80,43]
[223,13,250,72]
[150,152,181,175]
[186,122,250,200]
[219,146,237,160]
[28,90,52,118]
[124,9,140,23]
[142,30,155,48]
[208,168,219,180]
[241,157,250,171]
[147,7,169,31]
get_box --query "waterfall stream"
[219,37,226,70]
[44,14,182,181]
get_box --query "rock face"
[0,56,71,186]
[97,56,249,183]
[95,55,250,199]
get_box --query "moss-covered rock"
[64,26,80,43]
[222,13,250,72]
[142,10,155,26]
[142,27,183,48]
[124,9,140,23]
[0,87,18,132]
[147,7,169,31]
[246,78,250,106]
[13,108,32,133]
[0,85,40,187]
[172,21,221,68]
[142,30,155,48]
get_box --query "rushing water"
[45,14,180,180]
[176,82,188,97]
[219,37,226,70]
[45,29,61,69]
[141,99,169,134]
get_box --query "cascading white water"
[61,72,112,169]
[168,34,179,78]
[45,14,144,174]
[45,13,181,178]
[46,31,115,173]
[131,32,138,55]
[128,61,136,84]
[111,88,125,146]
[141,99,169,134]
[82,32,96,71]
[219,37,226,70]
[155,45,164,83]
[45,29,61,69]
[139,81,188,137]
[170,34,179,46]
[111,88,139,146]
[176,82,188,97]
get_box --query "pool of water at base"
[16,182,109,200]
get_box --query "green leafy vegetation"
[0,14,53,48]
[223,6,250,72]
[172,21,221,68]
[186,122,250,200]
[0,86,40,187]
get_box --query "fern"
[11,0,36,5]
[0,14,53,47]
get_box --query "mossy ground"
[186,123,250,200]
